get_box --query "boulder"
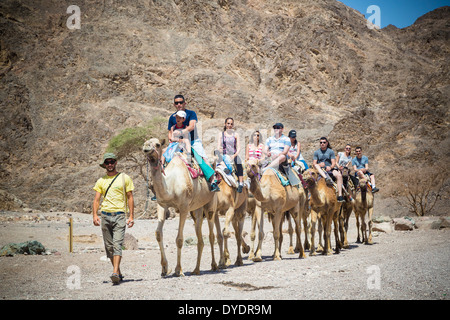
[123,233,138,250]
[372,222,393,233]
[415,216,450,230]
[0,240,46,256]
[393,217,415,231]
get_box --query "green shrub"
[106,116,166,159]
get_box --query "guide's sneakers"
[372,187,379,193]
[337,196,345,203]
[237,184,243,193]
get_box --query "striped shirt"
[248,143,263,160]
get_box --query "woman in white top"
[287,129,309,171]
[336,144,352,171]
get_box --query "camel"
[302,168,342,255]
[215,172,249,267]
[354,175,374,244]
[142,138,225,276]
[246,159,306,261]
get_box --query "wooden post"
[69,217,73,253]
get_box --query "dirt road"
[0,211,448,301]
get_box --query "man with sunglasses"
[313,137,345,202]
[167,95,220,192]
[92,153,135,284]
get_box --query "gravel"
[0,211,448,301]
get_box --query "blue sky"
[338,0,450,28]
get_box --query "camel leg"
[317,217,324,253]
[207,213,220,272]
[214,212,226,269]
[292,207,306,259]
[192,208,205,275]
[223,206,234,239]
[174,210,189,277]
[309,209,318,256]
[342,205,351,249]
[287,213,295,255]
[367,206,374,245]
[360,210,368,244]
[333,213,341,254]
[302,205,311,251]
[248,208,257,260]
[223,207,234,267]
[232,218,244,266]
[322,214,333,255]
[252,204,264,262]
[155,205,171,277]
[272,211,283,261]
[356,212,362,243]
[236,202,250,255]
[241,229,250,255]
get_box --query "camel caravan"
[141,95,379,277]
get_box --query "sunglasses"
[273,126,282,129]
[174,101,185,105]
[104,159,116,165]
[320,141,327,144]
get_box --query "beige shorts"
[101,212,126,258]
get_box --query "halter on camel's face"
[303,168,320,189]
[246,159,261,180]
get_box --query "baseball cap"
[176,110,186,118]
[273,123,284,129]
[288,130,297,138]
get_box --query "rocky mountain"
[0,0,448,214]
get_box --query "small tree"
[106,116,166,180]
[397,169,445,216]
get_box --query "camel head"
[246,159,261,179]
[358,175,369,190]
[302,168,320,189]
[142,138,165,167]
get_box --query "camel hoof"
[248,252,255,260]
[218,262,227,269]
[211,263,219,272]
[310,251,317,256]
[174,269,185,277]
[298,253,307,259]
[287,247,295,255]
[235,258,244,266]
[192,268,200,275]
[252,256,263,262]
[242,245,250,254]
[161,268,172,277]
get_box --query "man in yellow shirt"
[92,153,134,284]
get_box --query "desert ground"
[0,208,448,302]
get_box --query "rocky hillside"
[0,0,448,214]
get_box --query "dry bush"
[395,168,445,216]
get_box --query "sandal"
[110,273,120,285]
